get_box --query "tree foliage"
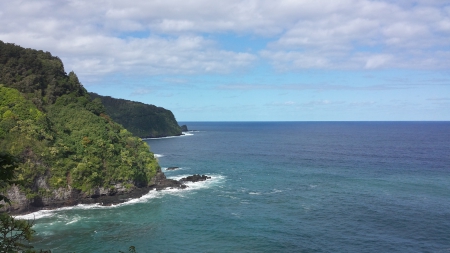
[89,93,182,138]
[0,152,36,252]
[0,213,35,252]
[0,152,18,206]
[0,41,160,200]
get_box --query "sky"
[1,0,449,121]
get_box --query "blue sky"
[1,0,449,121]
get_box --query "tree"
[0,213,34,252]
[0,152,17,206]
[0,152,35,252]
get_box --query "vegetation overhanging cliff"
[89,93,182,138]
[0,40,162,213]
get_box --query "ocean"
[19,122,450,252]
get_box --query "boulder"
[149,169,187,190]
[179,174,211,183]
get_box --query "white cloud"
[364,54,393,69]
[0,0,449,78]
[262,0,450,69]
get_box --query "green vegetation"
[0,152,35,252]
[89,93,182,138]
[0,41,160,199]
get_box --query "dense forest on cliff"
[0,41,159,198]
[89,93,182,138]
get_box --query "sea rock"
[180,125,188,132]
[152,179,187,191]
[149,170,187,190]
[166,167,179,171]
[179,174,211,183]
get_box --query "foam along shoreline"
[14,174,225,220]
[142,131,194,140]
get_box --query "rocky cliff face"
[1,169,198,215]
[3,182,135,214]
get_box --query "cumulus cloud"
[0,0,449,78]
[262,0,450,70]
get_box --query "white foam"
[162,167,184,172]
[269,189,283,194]
[143,132,194,140]
[246,189,283,196]
[37,231,55,236]
[65,217,80,225]
[167,174,196,181]
[143,136,176,140]
[15,209,56,220]
[167,174,226,191]
[154,154,164,158]
[14,203,108,220]
[15,174,226,220]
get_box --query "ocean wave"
[247,188,283,196]
[269,189,284,194]
[15,174,226,220]
[177,174,226,191]
[162,167,185,172]
[154,154,164,158]
[14,203,112,220]
[65,216,80,225]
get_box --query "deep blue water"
[23,122,450,252]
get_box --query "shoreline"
[8,185,156,216]
[9,172,210,216]
[141,131,193,140]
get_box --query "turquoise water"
[22,122,450,252]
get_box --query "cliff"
[89,93,182,138]
[0,41,162,213]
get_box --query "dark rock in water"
[153,179,187,191]
[179,174,211,183]
[180,125,188,132]
[166,167,179,171]
[149,170,187,190]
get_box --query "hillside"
[89,93,182,138]
[0,41,160,213]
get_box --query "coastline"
[6,132,196,216]
[9,185,156,216]
[141,131,193,140]
[8,170,211,216]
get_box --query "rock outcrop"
[2,169,212,215]
[179,174,211,183]
[150,170,187,190]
